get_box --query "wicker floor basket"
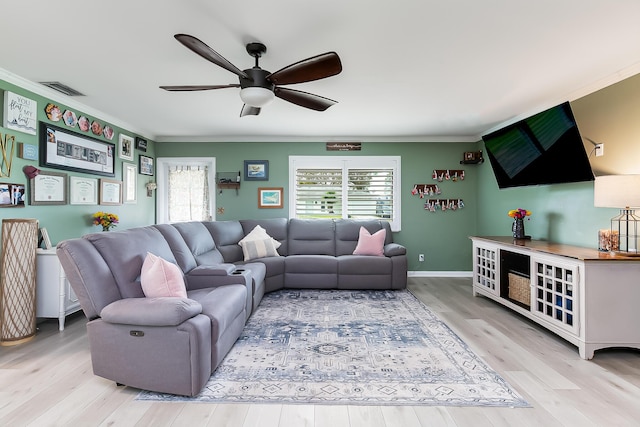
[508,272,530,306]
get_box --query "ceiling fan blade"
[240,105,261,117]
[160,84,240,91]
[274,87,337,111]
[174,34,249,79]
[267,52,342,85]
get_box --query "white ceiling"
[2,1,640,143]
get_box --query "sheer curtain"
[167,165,211,222]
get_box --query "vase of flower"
[512,218,525,239]
[93,211,119,232]
[508,208,531,239]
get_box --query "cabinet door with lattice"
[531,255,580,336]
[472,242,499,297]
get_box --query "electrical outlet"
[418,254,425,262]
[595,143,604,157]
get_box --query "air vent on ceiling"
[39,81,85,97]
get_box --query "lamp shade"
[594,175,640,208]
[239,87,275,108]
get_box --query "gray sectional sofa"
[57,218,407,396]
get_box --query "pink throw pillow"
[352,226,386,256]
[140,252,187,298]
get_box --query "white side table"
[36,248,81,331]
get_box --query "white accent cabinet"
[36,248,81,331]
[471,236,640,359]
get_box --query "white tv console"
[470,236,640,359]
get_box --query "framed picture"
[69,176,98,205]
[4,91,37,135]
[99,178,122,205]
[118,134,134,161]
[39,122,115,177]
[39,228,52,249]
[258,187,283,209]
[139,155,154,176]
[244,160,269,181]
[123,162,137,204]
[29,171,68,205]
[0,183,26,207]
[135,137,147,152]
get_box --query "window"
[289,156,401,231]
[156,158,215,223]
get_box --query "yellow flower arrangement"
[93,211,119,231]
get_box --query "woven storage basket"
[508,272,530,306]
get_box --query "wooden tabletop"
[470,236,640,261]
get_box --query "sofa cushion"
[352,226,386,256]
[205,220,245,263]
[172,222,225,266]
[238,225,281,261]
[86,226,176,298]
[141,252,188,298]
[288,219,335,255]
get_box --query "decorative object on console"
[92,211,119,231]
[0,218,39,346]
[508,208,531,239]
[594,175,640,254]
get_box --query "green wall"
[0,78,156,246]
[157,140,480,272]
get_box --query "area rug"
[137,289,528,407]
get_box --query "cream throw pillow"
[238,225,281,261]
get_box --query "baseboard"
[408,271,473,278]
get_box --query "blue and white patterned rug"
[137,289,528,407]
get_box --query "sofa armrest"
[185,265,251,290]
[384,243,406,257]
[100,297,202,326]
[188,264,237,276]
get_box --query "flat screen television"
[481,102,594,189]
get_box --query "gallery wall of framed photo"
[0,77,157,246]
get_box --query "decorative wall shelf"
[424,198,465,212]
[432,169,465,182]
[217,171,241,194]
[411,184,441,197]
[460,150,484,164]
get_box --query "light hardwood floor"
[1,277,639,426]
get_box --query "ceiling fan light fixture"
[240,87,275,108]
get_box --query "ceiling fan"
[160,34,343,117]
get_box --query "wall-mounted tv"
[481,102,594,189]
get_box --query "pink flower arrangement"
[508,208,531,220]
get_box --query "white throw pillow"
[238,225,281,261]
